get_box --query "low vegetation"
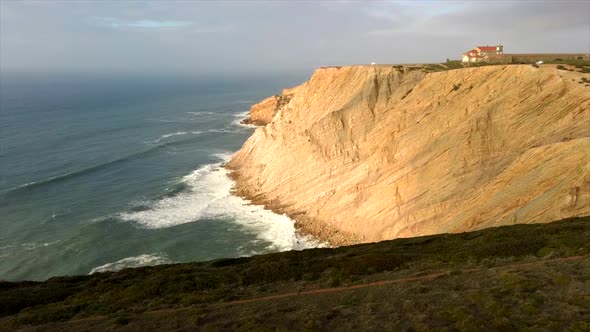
[444,60,465,69]
[418,59,590,74]
[545,58,590,67]
[1,217,589,331]
[423,64,448,72]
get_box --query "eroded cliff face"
[228,65,590,245]
[242,88,297,126]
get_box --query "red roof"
[477,45,498,52]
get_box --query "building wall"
[476,46,503,56]
[462,55,482,63]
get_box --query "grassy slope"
[1,217,589,331]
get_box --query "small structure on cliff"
[462,45,504,63]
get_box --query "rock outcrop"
[241,89,296,126]
[228,65,590,245]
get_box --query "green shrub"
[445,61,465,70]
[423,64,447,72]
[114,316,130,325]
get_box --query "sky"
[1,0,589,76]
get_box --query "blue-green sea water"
[0,72,318,281]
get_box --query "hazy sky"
[1,0,589,75]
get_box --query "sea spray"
[89,253,172,274]
[119,153,323,252]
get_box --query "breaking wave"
[118,153,322,252]
[233,111,250,118]
[154,131,203,143]
[231,111,257,129]
[89,253,172,274]
[187,111,216,115]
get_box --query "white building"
[462,45,504,63]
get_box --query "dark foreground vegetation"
[1,217,589,331]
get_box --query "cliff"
[241,88,297,126]
[228,65,590,245]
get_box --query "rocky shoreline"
[227,169,362,246]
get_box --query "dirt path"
[220,255,587,306]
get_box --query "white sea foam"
[210,152,235,161]
[187,111,216,116]
[118,153,323,252]
[233,111,250,118]
[231,117,257,129]
[207,128,239,133]
[13,181,39,189]
[89,253,172,274]
[0,240,62,258]
[0,244,17,252]
[231,110,258,129]
[162,131,188,138]
[154,131,204,143]
[7,175,64,192]
[150,129,239,145]
[22,240,61,251]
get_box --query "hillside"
[228,64,590,245]
[0,217,588,331]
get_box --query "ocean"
[0,72,319,281]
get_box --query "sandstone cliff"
[242,88,297,126]
[228,65,590,245]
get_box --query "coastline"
[226,165,362,247]
[227,111,352,246]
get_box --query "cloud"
[2,1,588,75]
[91,17,192,29]
[127,20,192,28]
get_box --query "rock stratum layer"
[228,65,590,245]
[241,89,295,126]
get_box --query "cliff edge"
[241,87,298,126]
[228,65,590,245]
